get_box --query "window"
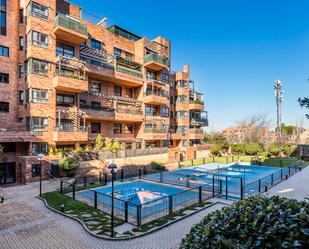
[126,88,133,98]
[0,10,6,36]
[19,9,24,23]
[125,124,133,134]
[31,142,48,156]
[161,72,169,83]
[113,123,122,134]
[31,164,41,177]
[146,71,156,80]
[31,2,48,20]
[91,122,101,133]
[136,142,141,149]
[91,81,101,93]
[19,36,24,50]
[28,59,48,75]
[30,89,48,103]
[80,99,86,106]
[18,64,24,78]
[161,107,169,117]
[0,45,8,57]
[19,91,24,105]
[27,117,48,131]
[0,0,6,8]
[177,95,187,103]
[56,42,74,58]
[114,47,121,57]
[114,85,122,96]
[91,101,100,108]
[182,139,187,147]
[124,51,133,61]
[0,101,9,112]
[90,39,101,50]
[162,140,168,148]
[56,93,74,106]
[145,106,156,116]
[125,143,132,150]
[31,31,48,47]
[0,72,8,83]
[177,110,187,118]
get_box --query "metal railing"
[54,126,87,132]
[190,100,204,105]
[189,128,204,134]
[116,65,143,78]
[144,53,169,66]
[144,128,167,133]
[116,108,143,115]
[80,104,115,112]
[144,90,169,99]
[55,70,87,81]
[55,13,87,36]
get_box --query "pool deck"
[0,166,308,249]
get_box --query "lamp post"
[108,162,117,237]
[37,153,45,197]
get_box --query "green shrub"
[231,144,245,155]
[244,143,262,155]
[181,196,309,249]
[260,151,271,158]
[58,156,80,171]
[210,144,222,156]
[269,143,281,156]
[150,161,166,171]
[282,145,295,156]
[95,134,104,151]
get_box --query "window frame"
[90,122,101,134]
[31,2,48,21]
[113,123,122,134]
[0,45,9,57]
[0,101,9,112]
[0,72,8,83]
[56,41,74,58]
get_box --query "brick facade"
[0,0,208,184]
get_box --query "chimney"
[183,64,190,74]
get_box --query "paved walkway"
[0,166,308,249]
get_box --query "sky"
[70,0,309,131]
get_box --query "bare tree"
[231,114,272,144]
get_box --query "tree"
[244,143,262,155]
[112,139,122,152]
[298,96,309,119]
[58,157,80,175]
[269,143,281,156]
[103,137,113,151]
[231,144,245,155]
[95,134,104,151]
[210,144,222,156]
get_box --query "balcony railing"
[190,99,204,105]
[144,53,169,66]
[54,126,87,132]
[28,125,48,131]
[116,65,143,78]
[144,90,169,99]
[54,13,87,36]
[80,104,115,112]
[55,70,87,81]
[176,127,188,134]
[144,128,167,133]
[189,128,204,134]
[116,108,143,115]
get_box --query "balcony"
[54,13,88,44]
[80,104,115,120]
[143,127,168,140]
[143,90,169,105]
[189,100,204,110]
[189,128,204,140]
[116,64,143,78]
[53,70,88,93]
[190,112,209,126]
[53,126,88,142]
[115,107,144,122]
[144,53,169,71]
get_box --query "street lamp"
[108,162,117,237]
[37,153,45,197]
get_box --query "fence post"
[169,196,173,215]
[288,167,291,175]
[186,175,190,187]
[121,169,124,182]
[199,186,202,203]
[84,176,87,187]
[178,161,181,168]
[281,169,283,180]
[271,174,273,185]
[238,155,240,160]
[280,160,283,167]
[137,206,141,228]
[60,180,63,194]
[138,168,142,179]
[226,157,228,163]
[191,159,194,166]
[258,179,261,193]
[125,202,128,223]
[203,157,205,164]
[212,175,215,197]
[94,191,97,209]
[143,166,147,175]
[103,173,107,185]
[160,171,163,182]
[99,172,102,183]
[219,179,223,194]
[72,184,75,199]
[240,178,243,200]
[225,176,228,200]
[213,156,215,163]
[232,156,234,162]
[265,185,268,192]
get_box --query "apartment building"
[0,0,208,184]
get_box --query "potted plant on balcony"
[58,156,80,177]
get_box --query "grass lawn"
[42,191,123,236]
[261,157,305,168]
